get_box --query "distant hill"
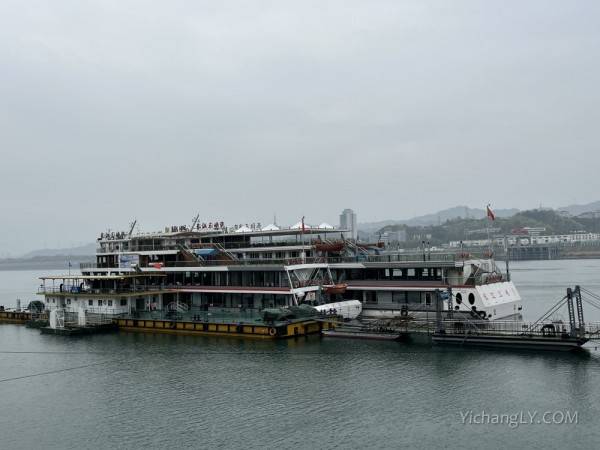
[359,205,519,231]
[558,200,600,217]
[21,243,96,258]
[0,243,96,271]
[0,254,94,271]
[377,209,600,248]
[358,220,405,233]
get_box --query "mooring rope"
[0,360,113,384]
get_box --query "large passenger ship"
[38,219,522,323]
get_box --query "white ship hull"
[359,281,523,321]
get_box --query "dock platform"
[114,316,333,339]
[321,321,408,341]
[322,316,597,352]
[0,311,33,324]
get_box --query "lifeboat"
[325,283,348,295]
[315,242,345,253]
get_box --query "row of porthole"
[454,293,476,305]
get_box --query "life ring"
[268,327,277,337]
[400,309,408,317]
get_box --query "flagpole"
[301,216,306,263]
[504,235,511,282]
[486,219,491,256]
[486,204,493,258]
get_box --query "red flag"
[486,204,496,221]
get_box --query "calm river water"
[1,260,600,449]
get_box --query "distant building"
[577,210,600,219]
[339,208,358,240]
[380,230,407,245]
[448,232,600,248]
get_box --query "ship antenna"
[128,219,137,238]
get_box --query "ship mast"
[190,213,200,231]
[128,219,137,238]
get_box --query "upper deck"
[96,223,347,254]
[83,220,506,288]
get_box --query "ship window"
[455,293,462,304]
[392,291,405,303]
[366,269,381,280]
[407,269,415,277]
[108,300,113,307]
[425,293,432,305]
[89,300,93,306]
[407,292,421,303]
[392,269,402,279]
[120,299,127,306]
[468,293,475,305]
[422,268,429,277]
[97,300,102,306]
[67,299,71,305]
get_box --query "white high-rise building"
[339,208,358,241]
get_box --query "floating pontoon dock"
[323,286,600,352]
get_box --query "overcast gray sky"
[1,0,599,255]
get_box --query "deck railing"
[130,307,266,323]
[38,282,297,295]
[368,317,600,339]
[38,285,172,295]
[96,244,181,254]
[79,252,483,271]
